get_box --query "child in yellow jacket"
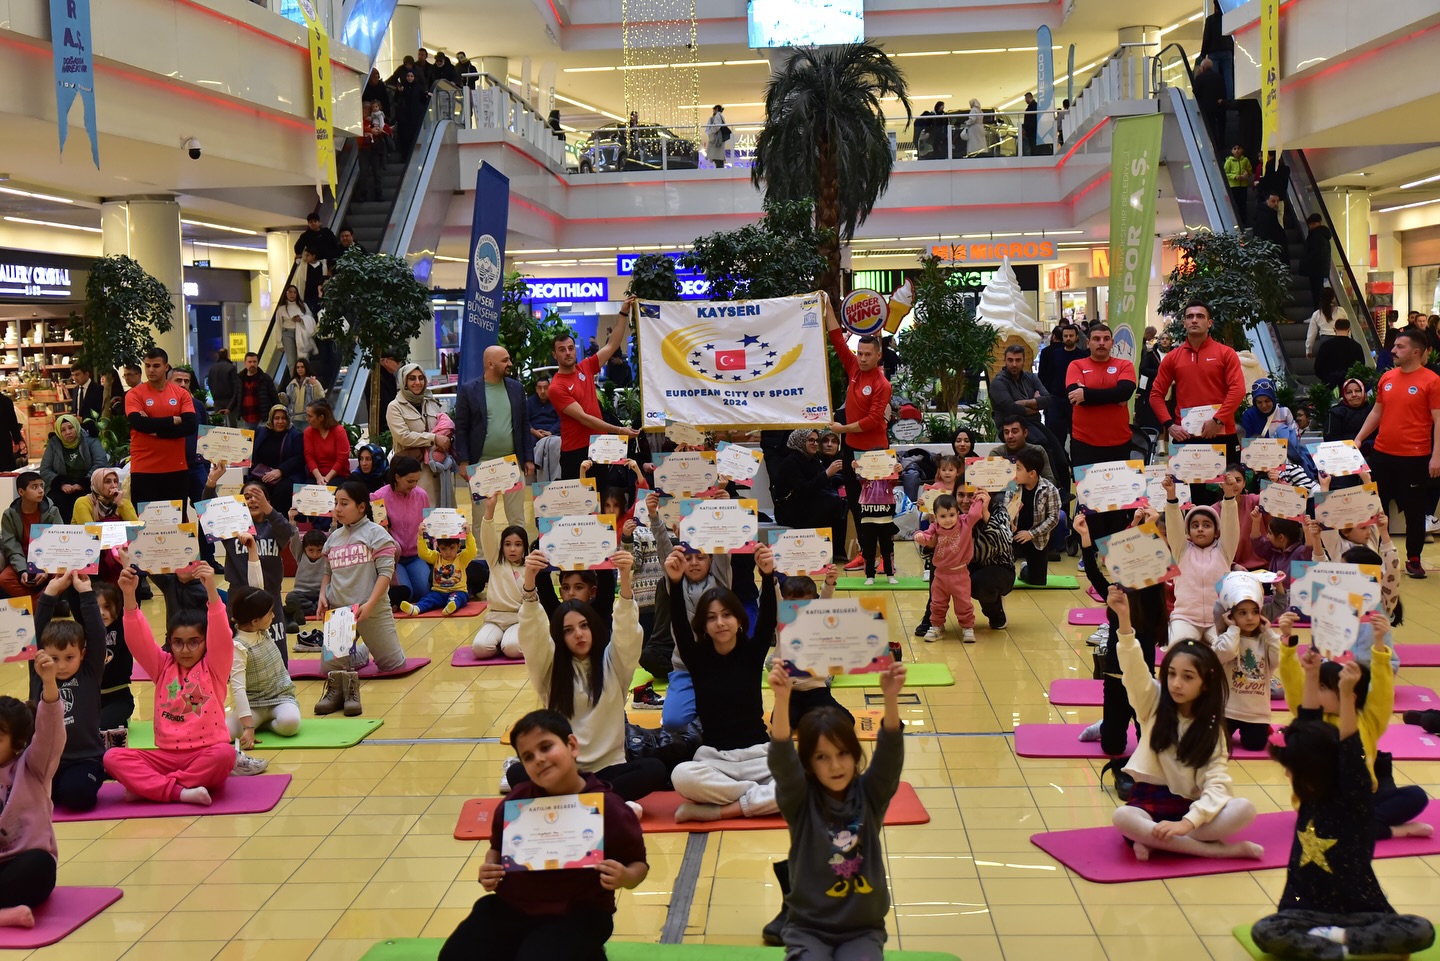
[399,529,478,616]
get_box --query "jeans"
[411,589,469,614]
[661,668,697,729]
[393,554,435,599]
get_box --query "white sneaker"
[923,628,940,643]
[626,800,644,820]
[231,749,269,777]
[864,577,875,586]
[962,628,976,644]
[499,757,521,794]
[1078,720,1103,742]
[888,576,899,585]
[1086,627,1109,648]
[1428,515,1440,534]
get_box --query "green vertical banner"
[1106,114,1164,367]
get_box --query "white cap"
[1218,571,1264,612]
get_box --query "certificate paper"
[1241,437,1289,472]
[502,793,605,872]
[1258,480,1309,521]
[468,455,524,501]
[714,442,763,485]
[776,596,891,677]
[1308,440,1368,477]
[651,451,718,497]
[1168,444,1226,484]
[86,522,141,550]
[0,597,36,663]
[853,449,899,481]
[1290,561,1384,616]
[1314,483,1382,530]
[632,496,682,532]
[322,605,358,659]
[1073,460,1147,513]
[664,420,707,448]
[532,479,599,517]
[195,425,254,465]
[588,434,629,465]
[194,496,254,542]
[1310,586,1364,659]
[1097,523,1180,589]
[136,500,183,525]
[963,456,1014,492]
[1179,405,1219,435]
[537,515,617,571]
[292,484,336,517]
[370,497,388,525]
[127,523,200,573]
[677,499,759,554]
[765,528,833,575]
[215,466,246,497]
[422,508,468,539]
[917,483,950,514]
[1143,465,1191,508]
[27,524,100,574]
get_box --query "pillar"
[1328,189,1372,273]
[265,229,299,362]
[1117,25,1160,100]
[376,4,421,82]
[100,197,186,365]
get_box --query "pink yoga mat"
[1069,608,1106,626]
[1397,644,1440,668]
[1086,586,1104,602]
[305,600,487,621]
[53,774,291,823]
[287,656,430,680]
[0,887,124,948]
[1031,799,1440,883]
[1047,678,1439,712]
[1014,723,1440,761]
[450,646,526,668]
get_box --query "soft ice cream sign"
[839,279,914,337]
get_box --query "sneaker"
[887,576,899,585]
[988,612,1007,630]
[631,682,665,711]
[1406,557,1427,579]
[285,620,300,635]
[443,598,459,615]
[1076,557,1086,572]
[961,628,976,644]
[398,601,417,615]
[231,748,269,777]
[923,569,932,582]
[1403,710,1427,727]
[864,577,875,586]
[499,757,521,794]
[888,641,904,662]
[626,800,645,820]
[844,553,866,571]
[914,620,932,637]
[1078,720,1103,742]
[294,630,323,652]
[1429,515,1440,534]
[1086,627,1109,648]
[923,628,940,643]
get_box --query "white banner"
[636,293,833,430]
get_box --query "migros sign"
[931,240,1056,264]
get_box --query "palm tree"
[752,43,910,306]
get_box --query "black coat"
[453,376,534,468]
[0,398,20,472]
[1254,206,1288,253]
[1314,336,1365,389]
[1303,223,1334,276]
[1325,401,1372,443]
[1192,67,1225,114]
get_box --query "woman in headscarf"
[962,98,986,158]
[386,363,449,506]
[769,428,848,564]
[37,414,109,520]
[362,67,390,115]
[395,68,429,158]
[354,443,389,494]
[249,404,307,515]
[1325,377,1373,444]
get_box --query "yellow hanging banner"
[1260,0,1280,152]
[296,0,336,201]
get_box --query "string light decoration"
[622,0,700,140]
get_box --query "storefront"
[184,266,255,390]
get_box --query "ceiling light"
[181,219,258,235]
[723,59,767,66]
[953,48,1005,54]
[1008,46,1038,52]
[3,216,98,232]
[1400,173,1440,190]
[564,66,616,73]
[551,92,626,122]
[188,240,265,251]
[1376,198,1440,214]
[894,51,949,58]
[0,186,75,204]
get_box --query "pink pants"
[102,743,235,802]
[930,567,975,629]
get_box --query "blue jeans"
[411,589,468,613]
[394,554,433,599]
[661,669,697,729]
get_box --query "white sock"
[1078,720,1103,742]
[1305,926,1346,946]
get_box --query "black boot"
[1101,758,1134,801]
[761,859,790,946]
[1403,710,1440,735]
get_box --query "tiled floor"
[7,537,1440,961]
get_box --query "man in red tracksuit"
[1147,300,1245,504]
[824,295,893,568]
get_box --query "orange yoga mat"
[453,781,930,840]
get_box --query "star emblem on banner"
[685,336,768,382]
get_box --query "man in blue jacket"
[455,345,534,531]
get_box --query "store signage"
[1091,247,1110,279]
[182,282,200,297]
[931,241,1056,264]
[523,277,610,303]
[1047,267,1072,290]
[617,252,698,276]
[0,262,72,298]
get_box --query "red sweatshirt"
[828,329,892,451]
[1147,336,1246,435]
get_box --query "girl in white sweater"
[1107,585,1264,861]
[513,548,667,804]
[471,496,527,659]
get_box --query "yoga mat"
[1015,574,1080,590]
[1047,679,1440,713]
[450,645,526,668]
[1233,924,1440,961]
[1031,799,1440,883]
[1397,644,1440,668]
[832,662,954,688]
[1014,724,1263,761]
[125,718,383,750]
[0,888,124,949]
[53,774,291,822]
[287,656,431,680]
[1069,608,1106,625]
[1086,586,1104,601]
[397,600,487,619]
[453,782,929,839]
[356,939,964,961]
[834,576,931,591]
[630,667,668,693]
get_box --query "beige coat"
[386,394,445,505]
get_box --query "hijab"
[266,404,293,432]
[85,467,122,521]
[356,443,389,493]
[55,414,84,449]
[786,428,815,455]
[397,363,434,411]
[1341,378,1368,408]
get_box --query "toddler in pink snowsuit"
[913,491,987,643]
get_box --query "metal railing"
[1060,45,1158,144]
[459,72,570,172]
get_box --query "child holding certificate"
[765,660,905,960]
[226,545,302,755]
[0,649,65,929]
[438,710,648,961]
[28,572,107,811]
[914,492,986,644]
[1162,474,1240,646]
[399,528,478,616]
[1213,573,1284,752]
[471,497,527,659]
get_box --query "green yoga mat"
[358,939,961,961]
[126,717,383,750]
[633,660,955,693]
[1233,925,1440,961]
[835,576,931,591]
[1013,574,1080,590]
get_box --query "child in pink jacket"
[0,649,65,928]
[103,565,236,806]
[914,490,987,644]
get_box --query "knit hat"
[1184,504,1219,530]
[1218,571,1264,612]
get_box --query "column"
[376,4,421,82]
[1328,189,1372,274]
[100,197,186,365]
[265,229,299,362]
[1117,25,1160,100]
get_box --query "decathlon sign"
[616,252,698,276]
[523,277,610,303]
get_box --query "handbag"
[718,124,730,141]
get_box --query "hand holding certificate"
[422,508,468,539]
[292,484,336,517]
[0,598,36,663]
[1179,405,1219,435]
[1074,460,1147,513]
[468,456,524,501]
[664,420,707,448]
[1168,444,1226,484]
[765,528,833,575]
[136,500,183,525]
[537,515,618,571]
[532,479,599,517]
[1310,586,1364,659]
[588,434,629,465]
[194,495,255,542]
[714,442,763,486]
[1241,437,1288,472]
[1144,465,1191,508]
[963,456,1014,492]
[1314,483,1382,530]
[1289,561,1384,616]
[1308,440,1368,477]
[126,523,200,574]
[502,793,606,872]
[1097,523,1180,589]
[1258,480,1309,521]
[853,449,899,481]
[677,499,759,554]
[27,525,100,574]
[322,605,358,659]
[776,597,891,677]
[651,451,718,497]
[196,425,254,465]
[86,522,142,550]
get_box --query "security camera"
[184,138,202,160]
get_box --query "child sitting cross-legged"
[0,649,65,929]
[1162,473,1240,646]
[1212,572,1284,753]
[400,528,478,616]
[471,495,527,659]
[226,537,302,764]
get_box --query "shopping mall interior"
[3,0,1440,959]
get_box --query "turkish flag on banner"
[715,349,746,371]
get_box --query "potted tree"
[1156,230,1290,350]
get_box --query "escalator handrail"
[1287,149,1380,354]
[1152,43,1196,94]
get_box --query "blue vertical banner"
[458,163,510,387]
[50,0,99,168]
[1036,25,1056,147]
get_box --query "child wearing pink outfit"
[102,566,236,806]
[914,490,987,643]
